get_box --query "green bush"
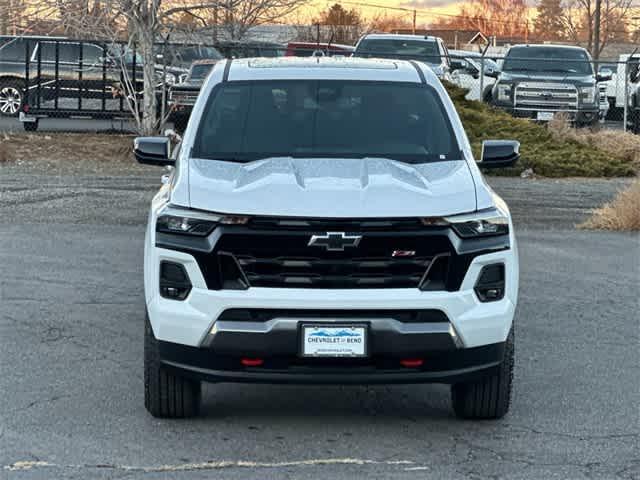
[445,83,636,177]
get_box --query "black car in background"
[167,59,220,131]
[0,36,148,120]
[214,41,284,58]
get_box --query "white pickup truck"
[602,54,640,117]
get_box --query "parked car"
[448,50,500,101]
[630,87,640,133]
[353,34,450,80]
[0,36,114,117]
[285,42,354,57]
[167,59,219,131]
[489,44,610,126]
[215,41,284,58]
[601,54,639,117]
[156,45,223,71]
[0,36,175,130]
[134,56,520,420]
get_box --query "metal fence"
[442,50,639,133]
[0,36,638,134]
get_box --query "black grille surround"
[156,216,510,291]
[217,308,450,323]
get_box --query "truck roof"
[359,33,439,42]
[509,43,588,51]
[221,56,437,84]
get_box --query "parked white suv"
[353,34,451,80]
[135,57,520,419]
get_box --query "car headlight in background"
[422,208,510,238]
[496,84,512,102]
[156,205,249,236]
[579,85,597,104]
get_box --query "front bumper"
[147,247,517,350]
[499,105,599,124]
[159,339,506,385]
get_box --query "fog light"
[159,261,192,300]
[474,264,505,302]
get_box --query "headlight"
[423,208,510,238]
[579,86,597,104]
[156,205,249,236]
[164,73,177,85]
[496,84,512,102]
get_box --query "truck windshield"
[502,47,593,75]
[355,39,441,64]
[190,64,215,80]
[193,80,460,164]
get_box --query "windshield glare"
[503,47,593,75]
[356,39,441,64]
[193,80,459,164]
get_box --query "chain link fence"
[1,35,638,135]
[443,50,639,133]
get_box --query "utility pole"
[412,9,416,35]
[593,0,601,60]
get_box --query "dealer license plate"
[536,111,555,121]
[301,325,367,357]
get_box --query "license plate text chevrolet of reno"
[135,57,520,419]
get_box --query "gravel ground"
[0,166,638,480]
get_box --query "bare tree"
[212,0,304,40]
[561,0,634,56]
[11,0,305,134]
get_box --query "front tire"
[451,328,514,420]
[0,81,23,117]
[144,313,201,418]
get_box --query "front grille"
[514,82,578,111]
[217,308,450,323]
[168,91,199,105]
[236,254,433,288]
[598,85,607,108]
[201,221,455,290]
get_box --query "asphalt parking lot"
[0,170,638,479]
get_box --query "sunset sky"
[300,0,470,26]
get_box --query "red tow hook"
[241,358,264,367]
[400,359,424,368]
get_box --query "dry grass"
[580,180,640,231]
[548,115,640,172]
[445,83,637,177]
[0,132,146,173]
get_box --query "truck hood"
[187,157,478,217]
[499,71,594,86]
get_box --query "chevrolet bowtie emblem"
[308,232,362,252]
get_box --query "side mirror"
[450,59,466,71]
[484,68,500,79]
[597,68,613,82]
[134,137,174,166]
[479,140,520,168]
